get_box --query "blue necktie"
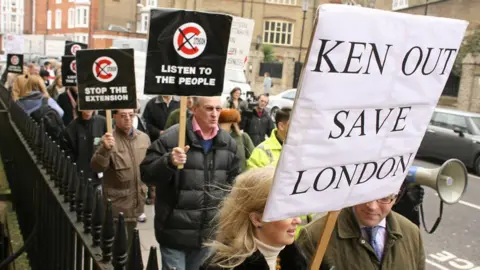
[365,226,382,260]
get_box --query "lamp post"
[298,0,308,62]
[424,0,429,15]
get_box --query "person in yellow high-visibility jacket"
[246,107,312,238]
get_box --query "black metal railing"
[0,86,161,270]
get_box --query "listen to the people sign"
[262,4,468,222]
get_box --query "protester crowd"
[2,63,426,270]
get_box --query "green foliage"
[263,44,277,63]
[454,26,480,76]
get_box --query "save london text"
[290,152,414,196]
[311,39,458,76]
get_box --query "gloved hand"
[406,185,425,206]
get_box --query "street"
[414,159,480,270]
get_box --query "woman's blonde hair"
[52,74,63,88]
[205,166,275,268]
[19,75,49,99]
[11,74,29,101]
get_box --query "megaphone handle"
[420,201,444,234]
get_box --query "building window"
[139,13,149,33]
[263,20,293,46]
[68,8,74,28]
[75,6,89,28]
[56,0,62,3]
[55,9,62,29]
[146,0,157,6]
[47,10,52,29]
[392,0,408,10]
[265,0,297,5]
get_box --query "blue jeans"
[161,246,211,270]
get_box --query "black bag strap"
[420,200,443,234]
[41,97,48,106]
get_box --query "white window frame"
[146,0,157,7]
[55,9,62,29]
[139,13,149,33]
[68,8,74,28]
[47,10,52,29]
[263,20,294,46]
[265,0,297,5]
[392,0,408,10]
[75,6,89,28]
[56,0,62,3]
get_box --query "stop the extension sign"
[144,9,232,96]
[75,48,137,111]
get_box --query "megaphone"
[405,159,468,205]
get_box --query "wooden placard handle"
[310,210,341,270]
[106,110,112,133]
[177,96,188,170]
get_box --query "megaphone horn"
[405,159,468,205]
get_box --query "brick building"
[31,0,147,49]
[0,0,27,53]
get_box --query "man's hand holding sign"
[260,5,468,269]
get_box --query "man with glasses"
[141,96,240,270]
[91,109,151,251]
[297,194,426,270]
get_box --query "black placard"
[64,41,88,56]
[144,9,232,96]
[6,54,23,74]
[76,48,137,111]
[61,56,77,86]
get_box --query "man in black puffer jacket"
[140,96,240,270]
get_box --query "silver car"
[266,88,297,120]
[418,107,480,174]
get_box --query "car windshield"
[224,69,247,83]
[470,117,480,132]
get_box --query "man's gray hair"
[192,96,201,107]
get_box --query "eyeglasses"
[203,106,222,112]
[376,194,398,204]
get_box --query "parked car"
[418,107,480,174]
[266,88,297,120]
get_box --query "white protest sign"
[226,16,254,70]
[5,34,25,54]
[262,4,468,222]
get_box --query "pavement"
[137,158,480,269]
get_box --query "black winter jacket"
[140,117,241,249]
[240,109,274,146]
[142,97,180,142]
[200,243,333,270]
[63,115,106,186]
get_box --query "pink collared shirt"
[192,117,219,140]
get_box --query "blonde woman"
[218,109,254,172]
[47,75,65,100]
[201,167,331,270]
[11,74,29,101]
[16,75,64,117]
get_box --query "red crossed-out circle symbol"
[173,22,207,59]
[71,44,81,55]
[92,56,118,83]
[10,55,19,65]
[70,60,77,74]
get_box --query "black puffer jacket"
[140,117,240,249]
[240,109,274,146]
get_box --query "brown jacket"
[91,128,151,221]
[297,208,425,270]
